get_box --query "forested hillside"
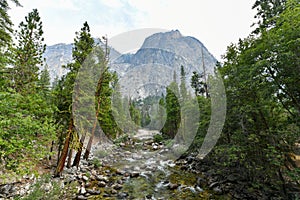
[0,0,299,199]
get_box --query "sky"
[9,0,256,60]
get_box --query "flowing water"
[91,129,212,199]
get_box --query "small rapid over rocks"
[0,129,219,200]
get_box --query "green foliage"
[0,0,21,48]
[54,21,95,131]
[187,96,211,151]
[162,82,181,138]
[153,134,164,143]
[0,8,57,180]
[0,91,56,178]
[12,9,46,93]
[90,157,102,168]
[180,65,188,100]
[207,0,300,195]
[0,0,21,79]
[129,101,141,126]
[252,0,287,33]
[191,71,207,97]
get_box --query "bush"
[153,134,164,143]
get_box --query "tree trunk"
[72,133,85,168]
[83,67,107,160]
[49,140,54,161]
[54,119,73,177]
[67,149,73,168]
[83,135,93,160]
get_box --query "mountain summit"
[110,30,217,98]
[44,30,217,98]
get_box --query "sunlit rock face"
[110,30,217,99]
[44,30,217,98]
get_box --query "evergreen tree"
[12,9,46,93]
[55,21,94,175]
[0,0,21,90]
[38,65,51,98]
[209,1,300,196]
[162,82,181,138]
[180,65,187,100]
[191,71,207,97]
[0,0,20,48]
[0,8,57,179]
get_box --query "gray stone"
[86,189,101,195]
[116,169,125,175]
[152,145,159,150]
[119,143,125,147]
[96,175,109,182]
[209,182,219,189]
[0,184,12,194]
[103,193,110,197]
[130,171,140,178]
[80,186,86,194]
[82,176,89,182]
[77,195,87,200]
[44,182,52,192]
[117,192,129,198]
[98,181,106,187]
[169,183,179,190]
[111,189,118,194]
[213,186,223,195]
[112,184,123,190]
[117,179,123,184]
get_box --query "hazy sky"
[9,0,256,60]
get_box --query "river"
[88,129,212,199]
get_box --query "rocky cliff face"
[110,30,217,99]
[44,30,217,98]
[43,43,72,82]
[43,39,120,83]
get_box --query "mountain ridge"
[44,30,217,98]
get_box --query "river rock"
[111,189,118,194]
[213,186,223,195]
[130,171,140,178]
[113,183,123,190]
[77,174,82,180]
[196,177,206,187]
[116,169,125,175]
[86,189,101,195]
[43,182,52,192]
[103,193,110,197]
[98,181,106,187]
[96,175,109,182]
[209,181,219,189]
[119,142,126,147]
[82,176,89,182]
[0,184,13,195]
[169,183,179,190]
[80,186,86,194]
[77,195,87,200]
[117,192,128,198]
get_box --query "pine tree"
[162,82,181,138]
[0,0,21,90]
[38,65,51,98]
[180,65,187,100]
[12,9,46,93]
[0,0,20,48]
[55,21,94,175]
